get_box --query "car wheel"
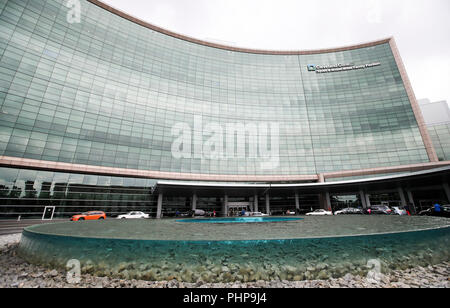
[78,218,84,221]
[99,217,104,220]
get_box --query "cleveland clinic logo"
[308,62,381,73]
[307,64,316,71]
[171,116,280,171]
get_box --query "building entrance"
[227,202,251,216]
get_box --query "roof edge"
[1,155,449,183]
[87,0,392,55]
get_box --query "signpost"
[42,206,55,221]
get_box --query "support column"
[443,182,450,203]
[406,189,417,214]
[321,192,331,211]
[254,195,259,213]
[156,193,163,219]
[192,193,197,211]
[326,192,331,211]
[359,190,367,209]
[223,194,228,217]
[265,194,270,215]
[318,174,325,183]
[397,187,407,207]
[365,192,371,209]
[295,192,300,212]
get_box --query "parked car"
[269,209,285,216]
[436,204,450,217]
[71,211,106,221]
[178,211,194,217]
[117,211,149,219]
[391,207,408,216]
[190,209,206,217]
[249,212,269,217]
[366,205,392,215]
[418,204,450,217]
[306,209,333,216]
[296,208,313,215]
[334,208,363,215]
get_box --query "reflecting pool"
[176,217,303,223]
[18,216,450,282]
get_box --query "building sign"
[307,62,381,73]
[307,64,316,72]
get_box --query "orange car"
[71,211,106,221]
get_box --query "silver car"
[334,208,363,215]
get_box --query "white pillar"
[223,195,228,217]
[254,195,259,213]
[406,189,417,214]
[326,192,332,210]
[156,193,163,219]
[319,174,325,183]
[322,192,331,210]
[295,193,300,211]
[359,190,367,209]
[265,194,270,215]
[192,193,197,211]
[397,187,407,207]
[365,193,371,209]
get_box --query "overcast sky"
[102,0,449,106]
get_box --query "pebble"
[0,234,21,248]
[1,234,449,288]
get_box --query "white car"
[117,211,149,219]
[249,212,269,217]
[305,209,333,216]
[192,209,206,217]
[334,208,363,215]
[392,207,408,216]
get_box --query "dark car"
[183,209,207,217]
[418,204,450,218]
[365,205,392,215]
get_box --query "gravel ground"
[0,233,21,247]
[1,234,448,288]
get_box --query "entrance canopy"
[154,166,450,197]
[151,166,450,218]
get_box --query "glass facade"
[0,166,157,219]
[428,124,450,161]
[0,0,430,179]
[2,0,448,221]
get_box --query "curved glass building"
[0,0,449,219]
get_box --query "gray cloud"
[102,0,450,105]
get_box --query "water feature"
[176,217,303,223]
[18,216,450,282]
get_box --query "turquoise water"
[176,217,303,223]
[17,217,450,282]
